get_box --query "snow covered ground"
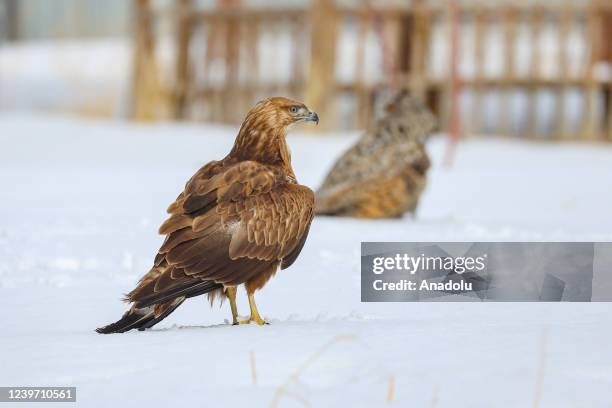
[1,114,612,407]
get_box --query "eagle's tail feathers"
[96,298,184,334]
[135,281,223,308]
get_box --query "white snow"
[1,114,612,407]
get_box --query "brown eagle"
[97,97,318,333]
[315,91,436,218]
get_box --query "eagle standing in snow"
[97,97,318,333]
[315,91,436,218]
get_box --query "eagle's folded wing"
[127,160,313,306]
[224,183,314,268]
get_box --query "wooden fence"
[131,0,612,141]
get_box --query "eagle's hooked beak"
[306,111,319,125]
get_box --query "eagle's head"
[230,97,319,166]
[244,97,319,130]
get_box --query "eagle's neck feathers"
[228,117,295,178]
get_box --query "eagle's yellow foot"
[237,292,268,326]
[238,316,268,325]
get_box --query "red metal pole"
[443,0,462,167]
[370,0,399,91]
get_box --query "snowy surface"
[1,114,612,407]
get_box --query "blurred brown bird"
[97,97,318,333]
[315,90,436,218]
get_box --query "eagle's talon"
[238,316,267,326]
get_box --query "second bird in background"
[315,90,436,219]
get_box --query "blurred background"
[2,3,612,406]
[1,0,610,140]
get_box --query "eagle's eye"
[289,106,299,114]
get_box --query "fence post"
[222,2,242,123]
[3,0,20,41]
[581,0,601,140]
[305,0,338,131]
[172,0,193,120]
[404,0,429,103]
[132,0,162,121]
[602,3,612,141]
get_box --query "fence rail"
[131,0,612,141]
